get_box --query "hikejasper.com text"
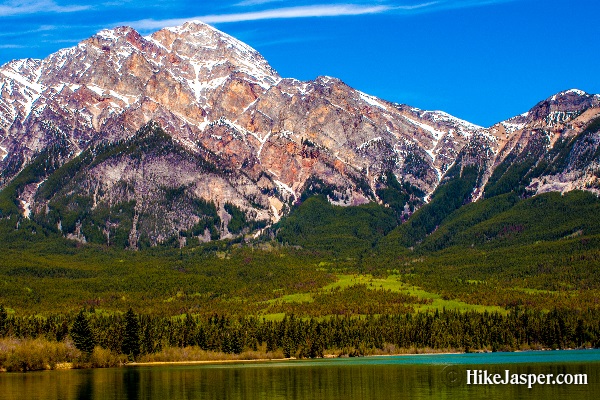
[467,369,588,389]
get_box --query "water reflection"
[124,368,140,400]
[75,370,93,400]
[1,351,599,400]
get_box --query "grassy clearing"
[261,274,507,315]
[415,299,506,314]
[374,275,507,314]
[257,313,287,321]
[266,292,315,304]
[512,287,559,295]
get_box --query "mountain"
[485,89,600,197]
[0,21,599,247]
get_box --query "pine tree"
[183,314,196,347]
[282,332,294,358]
[231,329,243,355]
[140,317,157,355]
[265,332,276,353]
[71,310,95,354]
[0,305,7,337]
[122,308,141,359]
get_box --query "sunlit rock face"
[1,22,599,245]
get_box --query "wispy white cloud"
[235,0,285,6]
[453,0,518,6]
[0,24,55,36]
[42,38,83,43]
[118,0,522,32]
[0,43,27,48]
[253,35,325,47]
[0,0,89,17]
[394,1,440,11]
[122,4,394,31]
[406,0,520,12]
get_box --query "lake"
[2,350,599,399]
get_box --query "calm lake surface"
[2,350,599,399]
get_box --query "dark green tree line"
[1,307,599,361]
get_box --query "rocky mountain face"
[484,89,600,197]
[0,21,599,247]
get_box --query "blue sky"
[0,0,598,126]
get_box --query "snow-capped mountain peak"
[0,21,598,246]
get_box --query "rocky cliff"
[0,21,598,246]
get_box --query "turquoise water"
[2,349,599,399]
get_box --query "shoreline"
[0,350,469,373]
[127,351,464,367]
[124,349,566,368]
[1,347,592,373]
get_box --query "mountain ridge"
[1,21,599,247]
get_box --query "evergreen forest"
[1,156,600,371]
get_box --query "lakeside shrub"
[137,346,284,363]
[73,346,127,369]
[0,338,79,372]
